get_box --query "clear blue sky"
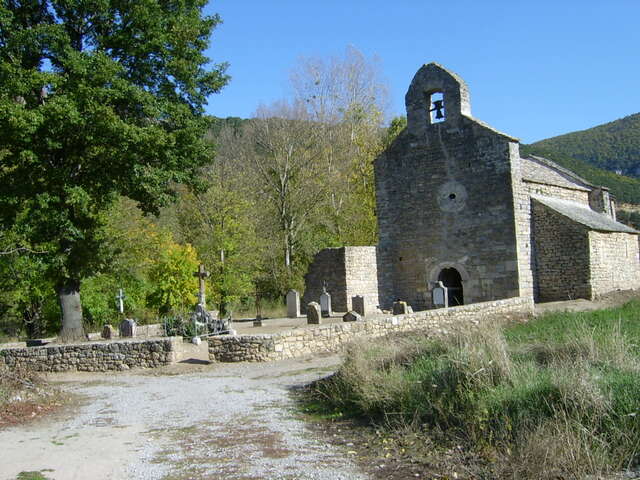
[203,1,640,144]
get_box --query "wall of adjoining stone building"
[302,247,378,313]
[208,296,533,362]
[376,64,521,311]
[589,231,640,296]
[512,156,594,302]
[0,337,181,372]
[531,201,591,301]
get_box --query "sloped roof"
[532,195,637,234]
[522,155,596,190]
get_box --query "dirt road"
[1,355,369,480]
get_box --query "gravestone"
[307,302,322,325]
[392,301,409,315]
[432,281,449,308]
[286,289,300,318]
[320,291,332,318]
[352,295,366,316]
[343,311,361,322]
[119,318,137,338]
[101,324,116,340]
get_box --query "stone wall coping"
[0,336,181,352]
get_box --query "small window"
[429,92,445,123]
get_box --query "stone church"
[304,63,640,312]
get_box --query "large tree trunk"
[57,279,86,343]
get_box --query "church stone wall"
[531,201,591,301]
[376,64,520,311]
[589,231,640,296]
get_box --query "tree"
[0,1,228,341]
[162,126,261,316]
[290,46,389,245]
[146,242,199,315]
[242,101,326,282]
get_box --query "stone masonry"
[303,246,379,313]
[0,337,181,372]
[208,296,533,362]
[372,63,640,309]
[376,63,521,310]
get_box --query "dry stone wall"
[0,337,181,372]
[208,296,533,362]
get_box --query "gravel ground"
[0,355,370,480]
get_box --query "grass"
[305,300,640,478]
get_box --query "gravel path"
[1,355,369,480]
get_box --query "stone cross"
[115,289,125,314]
[193,264,210,306]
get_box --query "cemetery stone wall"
[208,296,533,362]
[0,337,181,372]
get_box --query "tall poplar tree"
[0,0,228,341]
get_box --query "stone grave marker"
[392,300,409,315]
[432,281,448,308]
[119,318,137,338]
[101,324,116,340]
[352,295,366,316]
[343,311,362,322]
[307,302,322,324]
[286,289,300,318]
[320,289,332,318]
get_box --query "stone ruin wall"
[589,231,640,296]
[343,246,379,311]
[0,337,181,372]
[302,247,378,313]
[531,201,592,301]
[208,296,533,362]
[302,248,347,312]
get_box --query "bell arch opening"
[438,267,463,306]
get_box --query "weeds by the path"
[305,301,640,479]
[1,365,65,428]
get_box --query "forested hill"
[520,144,640,205]
[530,113,640,177]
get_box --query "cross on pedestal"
[193,264,210,306]
[115,288,125,314]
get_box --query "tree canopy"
[0,0,228,340]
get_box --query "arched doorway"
[438,268,464,306]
